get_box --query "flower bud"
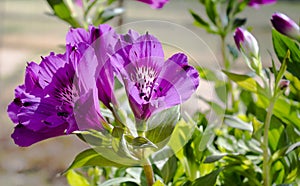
[234,27,260,58]
[234,27,262,74]
[271,12,300,41]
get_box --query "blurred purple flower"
[7,45,105,147]
[113,31,199,120]
[136,0,169,9]
[75,0,168,9]
[66,24,119,109]
[248,0,276,8]
[74,0,94,7]
[234,27,259,58]
[271,12,300,41]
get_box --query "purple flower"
[136,0,169,9]
[248,0,276,8]
[234,27,259,59]
[66,24,119,110]
[271,12,300,41]
[75,0,168,9]
[74,0,94,7]
[7,44,105,147]
[113,31,199,120]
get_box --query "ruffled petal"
[66,27,90,45]
[150,53,199,114]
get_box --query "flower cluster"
[7,24,199,147]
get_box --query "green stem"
[143,158,155,186]
[262,96,276,186]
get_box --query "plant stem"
[262,96,276,186]
[143,158,155,186]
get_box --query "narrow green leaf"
[63,148,129,174]
[223,70,266,96]
[46,0,81,27]
[191,169,222,186]
[66,170,90,186]
[161,155,177,183]
[190,9,217,34]
[204,154,227,163]
[205,0,218,25]
[190,9,210,27]
[224,115,253,132]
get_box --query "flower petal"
[11,123,68,147]
[66,27,90,45]
[151,53,199,114]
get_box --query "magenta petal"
[248,0,276,8]
[74,89,105,131]
[151,53,199,114]
[38,53,68,88]
[136,0,169,9]
[66,28,90,45]
[11,123,68,147]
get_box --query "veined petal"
[66,27,90,45]
[128,33,164,67]
[38,52,68,88]
[150,53,199,114]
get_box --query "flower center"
[131,66,158,101]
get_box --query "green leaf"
[161,155,177,183]
[66,170,90,186]
[272,97,300,130]
[272,29,300,78]
[191,169,222,186]
[224,115,253,132]
[205,0,218,25]
[232,18,247,30]
[271,142,300,163]
[268,116,286,153]
[204,154,227,163]
[63,148,130,174]
[100,177,139,186]
[168,119,195,154]
[223,70,266,96]
[46,0,81,27]
[153,180,165,186]
[190,9,217,34]
[146,106,180,148]
[132,136,158,149]
[74,130,111,147]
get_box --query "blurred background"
[0,0,299,185]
